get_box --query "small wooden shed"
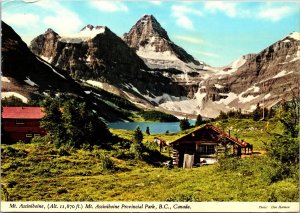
[169,124,253,168]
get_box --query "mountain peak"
[45,28,57,35]
[123,14,201,68]
[123,14,170,47]
[287,32,300,40]
[81,24,94,31]
[80,25,106,33]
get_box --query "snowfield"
[60,26,105,43]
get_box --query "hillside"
[1,118,298,202]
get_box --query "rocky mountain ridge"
[3,14,299,119]
[159,32,300,118]
[29,23,188,107]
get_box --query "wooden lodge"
[170,124,253,168]
[2,107,46,143]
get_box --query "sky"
[2,0,300,67]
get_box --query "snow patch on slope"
[86,80,104,88]
[1,76,10,83]
[272,70,294,79]
[238,95,258,103]
[40,56,53,63]
[36,57,66,79]
[215,84,224,89]
[216,92,238,105]
[290,46,300,62]
[24,77,38,87]
[217,56,246,75]
[1,92,28,103]
[264,93,271,99]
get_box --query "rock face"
[160,32,300,118]
[30,24,188,106]
[1,21,83,99]
[123,15,203,71]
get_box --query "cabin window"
[34,134,40,137]
[26,134,33,138]
[199,145,215,155]
[15,119,24,125]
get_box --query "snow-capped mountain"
[8,13,299,119]
[123,14,204,72]
[29,24,188,107]
[159,32,300,118]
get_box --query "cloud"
[2,12,39,27]
[172,5,202,16]
[258,5,295,22]
[175,16,194,30]
[175,35,203,44]
[204,1,238,17]
[90,1,128,13]
[35,0,83,34]
[196,51,219,58]
[149,1,162,5]
[171,5,202,30]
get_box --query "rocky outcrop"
[30,28,60,61]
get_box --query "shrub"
[100,156,115,171]
[217,157,242,171]
[130,142,143,160]
[144,141,158,151]
[57,147,70,156]
[2,146,27,158]
[57,188,68,194]
[268,180,299,202]
[31,136,49,144]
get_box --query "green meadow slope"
[1,119,298,201]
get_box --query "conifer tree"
[145,126,150,135]
[195,114,203,126]
[180,118,190,131]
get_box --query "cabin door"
[183,154,194,168]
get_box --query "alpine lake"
[108,120,196,133]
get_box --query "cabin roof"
[2,107,45,119]
[170,124,249,148]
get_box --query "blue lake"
[108,120,196,134]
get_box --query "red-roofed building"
[2,107,46,143]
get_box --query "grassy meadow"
[1,119,298,202]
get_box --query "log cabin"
[170,124,253,168]
[2,107,46,143]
